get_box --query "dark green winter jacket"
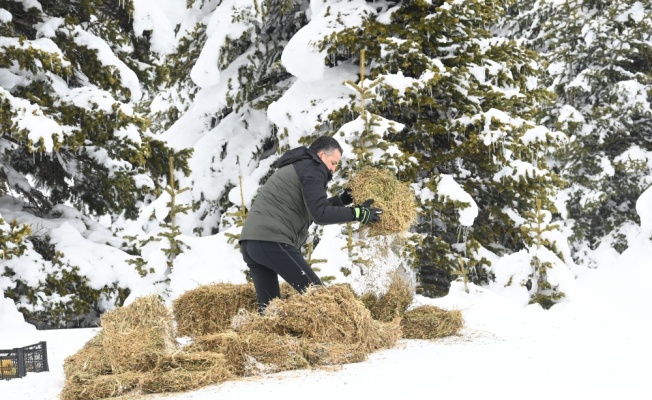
[239,146,354,248]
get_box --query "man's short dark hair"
[309,135,343,155]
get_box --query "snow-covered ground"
[2,248,651,400]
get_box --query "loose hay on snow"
[348,167,417,235]
[400,305,464,339]
[361,270,414,322]
[101,294,177,373]
[233,284,401,353]
[63,284,408,400]
[173,283,258,337]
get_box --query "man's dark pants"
[240,240,322,312]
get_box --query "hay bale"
[59,372,140,400]
[400,305,464,339]
[173,283,258,337]
[101,294,176,373]
[361,271,414,322]
[189,330,309,376]
[348,167,417,235]
[61,285,408,400]
[61,353,232,400]
[63,331,112,381]
[234,284,401,353]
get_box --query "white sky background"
[1,0,652,398]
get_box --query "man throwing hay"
[240,136,382,312]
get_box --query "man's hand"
[339,188,354,206]
[352,199,383,224]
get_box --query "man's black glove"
[352,199,382,224]
[339,188,354,206]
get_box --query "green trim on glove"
[353,206,381,225]
[355,207,371,224]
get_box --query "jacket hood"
[277,146,332,180]
[277,146,315,167]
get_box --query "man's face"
[318,149,342,173]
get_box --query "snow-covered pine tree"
[502,0,652,265]
[314,0,567,296]
[0,0,181,327]
[519,199,567,308]
[306,47,419,293]
[126,156,192,292]
[144,0,309,240]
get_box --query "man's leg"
[241,240,280,312]
[244,240,322,297]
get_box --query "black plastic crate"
[0,348,25,379]
[0,341,49,380]
[22,341,49,373]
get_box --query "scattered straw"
[61,284,419,400]
[400,305,464,339]
[173,283,258,337]
[348,167,417,235]
[361,270,414,322]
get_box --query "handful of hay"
[348,167,417,235]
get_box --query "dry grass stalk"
[361,270,414,322]
[400,305,464,339]
[101,294,177,373]
[348,167,417,235]
[173,283,258,337]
